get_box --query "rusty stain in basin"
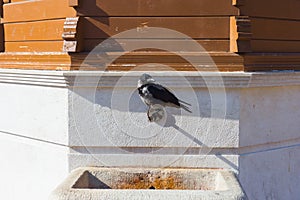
[74,169,215,190]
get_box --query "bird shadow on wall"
[156,111,238,171]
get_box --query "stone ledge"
[0,69,300,88]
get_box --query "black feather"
[143,83,180,106]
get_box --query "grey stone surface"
[50,167,247,200]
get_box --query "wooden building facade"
[0,0,300,71]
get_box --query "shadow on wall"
[69,84,238,171]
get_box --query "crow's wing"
[146,83,180,106]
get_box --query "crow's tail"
[179,99,191,106]
[180,103,192,113]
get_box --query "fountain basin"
[50,167,247,200]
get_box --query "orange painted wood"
[68,52,243,71]
[2,51,300,72]
[83,39,230,52]
[10,0,27,2]
[0,52,244,71]
[69,0,78,7]
[239,0,300,20]
[2,0,76,23]
[0,53,72,70]
[75,0,238,17]
[251,18,300,41]
[4,19,65,41]
[5,41,63,52]
[82,17,230,39]
[73,52,244,71]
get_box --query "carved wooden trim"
[230,16,252,53]
[62,17,83,52]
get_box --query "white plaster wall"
[68,85,240,169]
[0,83,69,145]
[239,146,300,200]
[0,73,69,200]
[69,87,240,148]
[239,85,300,199]
[1,70,300,200]
[0,132,69,200]
[240,86,300,147]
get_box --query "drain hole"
[149,186,155,189]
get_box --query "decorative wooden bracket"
[62,17,83,52]
[230,16,252,53]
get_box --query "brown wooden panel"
[251,40,300,52]
[0,24,4,52]
[3,0,76,23]
[244,53,300,71]
[75,0,238,17]
[251,18,300,41]
[0,0,3,18]
[5,41,63,52]
[83,39,230,52]
[82,17,230,39]
[240,0,300,20]
[4,19,65,41]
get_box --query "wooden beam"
[4,19,65,41]
[244,53,300,71]
[0,23,3,52]
[239,0,300,20]
[68,52,244,71]
[251,40,300,53]
[83,39,230,52]
[251,18,300,41]
[0,0,3,18]
[2,0,76,23]
[82,17,230,39]
[74,0,238,17]
[0,53,72,70]
[5,41,63,52]
[0,52,244,71]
